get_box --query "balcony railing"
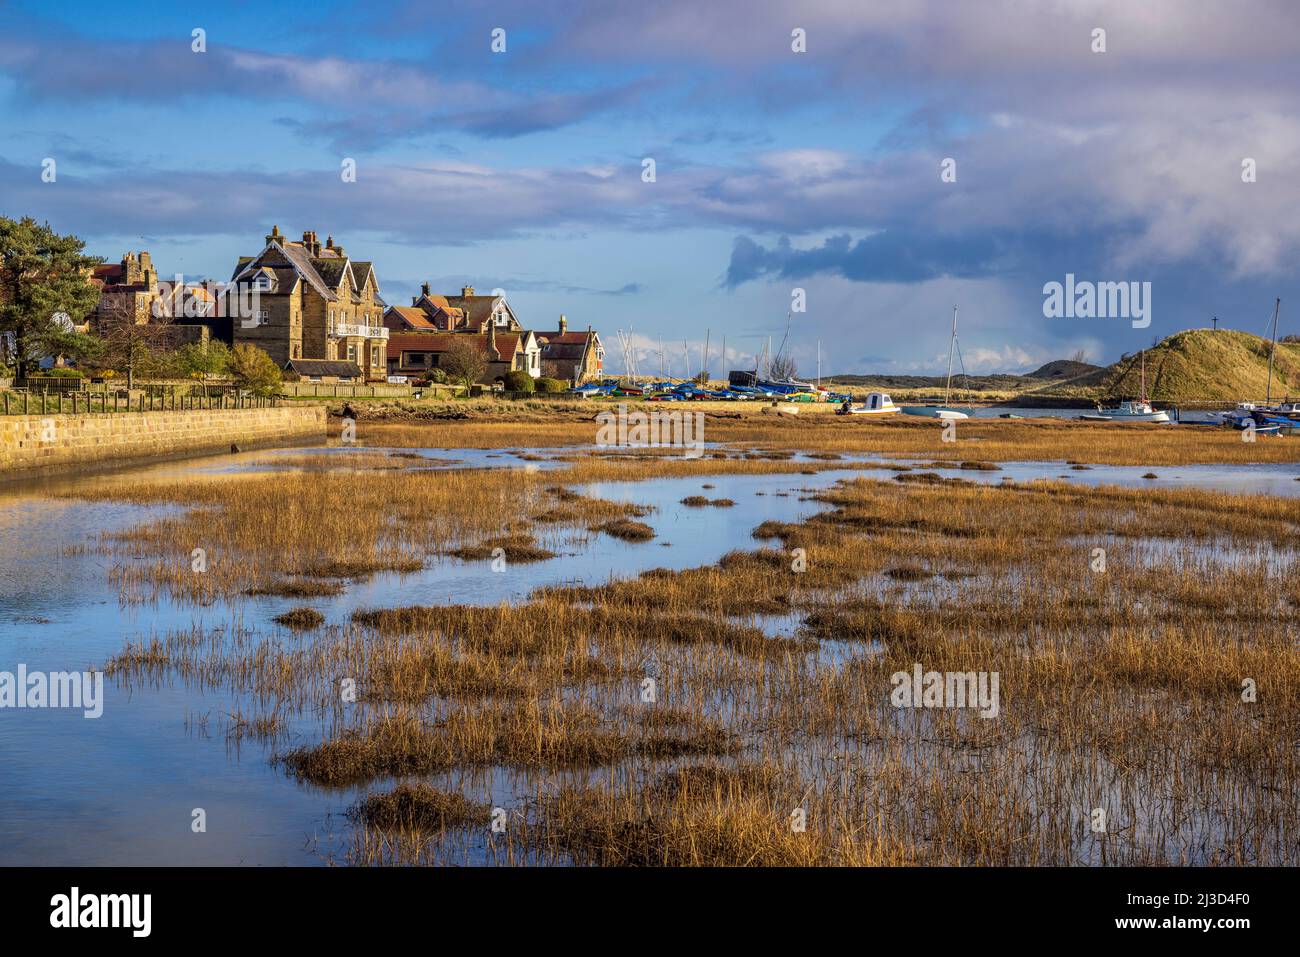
[332,323,389,339]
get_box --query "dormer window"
[254,275,271,291]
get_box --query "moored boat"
[1080,350,1170,422]
[902,306,973,420]
[1081,399,1171,423]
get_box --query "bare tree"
[441,338,489,392]
[769,353,799,381]
[88,300,175,390]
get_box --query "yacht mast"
[944,306,957,406]
[1266,297,1281,405]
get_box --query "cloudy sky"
[2,0,1298,376]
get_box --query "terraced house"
[229,226,389,380]
[386,324,541,385]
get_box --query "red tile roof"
[387,332,522,361]
[387,306,437,330]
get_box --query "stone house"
[384,283,522,335]
[90,252,160,326]
[536,315,604,383]
[227,227,389,379]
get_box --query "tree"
[227,343,282,396]
[441,339,488,392]
[86,300,176,389]
[502,369,534,392]
[1070,349,1089,364]
[173,339,231,397]
[769,354,798,381]
[0,217,102,378]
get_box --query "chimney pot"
[462,285,474,297]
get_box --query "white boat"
[838,392,900,416]
[1082,350,1170,422]
[901,306,973,420]
[1081,399,1171,423]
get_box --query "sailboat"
[900,306,971,419]
[1227,298,1298,433]
[1079,349,1170,422]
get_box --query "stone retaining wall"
[0,406,327,480]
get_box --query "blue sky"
[2,0,1299,376]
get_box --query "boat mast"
[944,306,957,406]
[1266,297,1281,405]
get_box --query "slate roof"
[286,359,364,378]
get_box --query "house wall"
[0,406,326,481]
[302,289,329,360]
[234,287,302,365]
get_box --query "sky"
[1,0,1298,377]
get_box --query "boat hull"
[900,406,969,419]
[1079,411,1171,423]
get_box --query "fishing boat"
[1079,350,1171,422]
[837,392,900,416]
[900,307,971,419]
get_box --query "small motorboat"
[1081,350,1170,422]
[837,392,900,416]
[1080,399,1171,423]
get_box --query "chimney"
[325,234,334,251]
[487,321,499,360]
[265,225,282,245]
[462,285,474,297]
[558,314,567,336]
[421,281,430,297]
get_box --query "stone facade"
[537,316,604,383]
[0,406,326,480]
[90,251,160,326]
[229,227,388,377]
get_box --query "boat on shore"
[837,392,900,416]
[901,306,972,420]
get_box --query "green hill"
[1096,329,1300,403]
